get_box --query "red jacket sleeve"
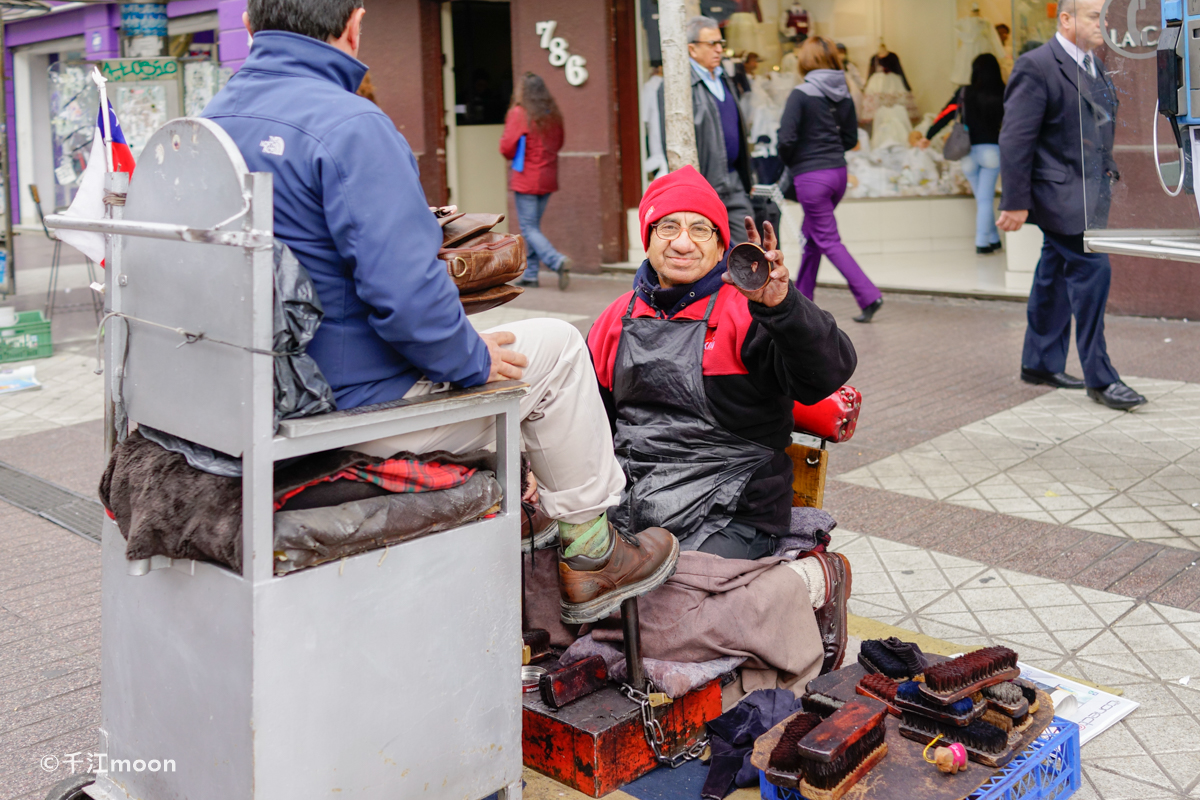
[499,106,528,159]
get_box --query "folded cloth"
[99,430,498,573]
[773,507,836,558]
[559,633,745,699]
[701,688,806,799]
[522,551,824,693]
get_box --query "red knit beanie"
[638,165,731,250]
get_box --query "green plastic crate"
[0,310,53,363]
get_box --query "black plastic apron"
[608,292,775,549]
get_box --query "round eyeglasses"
[652,221,718,243]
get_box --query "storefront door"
[442,0,512,230]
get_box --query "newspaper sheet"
[1018,661,1139,746]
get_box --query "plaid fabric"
[274,458,476,511]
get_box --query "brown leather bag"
[433,209,527,312]
[441,231,527,294]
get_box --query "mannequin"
[724,0,762,57]
[779,3,810,41]
[951,4,1006,85]
[863,43,917,122]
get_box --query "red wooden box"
[522,679,722,797]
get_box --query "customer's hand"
[916,137,931,149]
[997,209,1028,232]
[481,331,528,382]
[725,216,790,308]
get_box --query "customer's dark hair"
[513,73,563,134]
[247,0,363,41]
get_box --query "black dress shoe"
[1021,367,1086,389]
[513,277,538,288]
[988,241,1003,253]
[853,298,883,323]
[1087,381,1147,410]
[976,245,994,254]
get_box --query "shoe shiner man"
[583,166,859,678]
[203,0,677,622]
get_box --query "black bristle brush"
[796,697,889,800]
[858,639,911,679]
[921,647,1020,702]
[899,712,1013,767]
[802,692,845,718]
[894,680,979,725]
[768,712,822,773]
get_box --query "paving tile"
[1075,542,1163,592]
[1111,548,1200,599]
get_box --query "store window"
[635,0,1019,199]
[48,54,98,210]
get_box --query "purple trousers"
[793,167,881,310]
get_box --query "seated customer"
[203,0,677,623]
[587,166,858,667]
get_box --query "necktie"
[1083,53,1095,78]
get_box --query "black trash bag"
[273,240,336,423]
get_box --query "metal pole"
[0,14,15,297]
[622,597,647,692]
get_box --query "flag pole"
[91,67,114,173]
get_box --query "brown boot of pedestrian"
[798,550,852,674]
[558,525,679,624]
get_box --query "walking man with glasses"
[657,15,757,244]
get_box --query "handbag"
[941,89,971,162]
[432,209,528,313]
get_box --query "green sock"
[560,513,611,559]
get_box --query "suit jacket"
[999,37,1119,235]
[658,70,755,199]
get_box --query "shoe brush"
[919,647,1020,704]
[858,639,915,679]
[855,673,901,715]
[795,697,889,800]
[899,712,1015,768]
[802,692,845,718]
[768,712,823,773]
[893,680,982,726]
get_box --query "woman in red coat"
[500,73,570,290]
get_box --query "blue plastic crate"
[758,717,1080,800]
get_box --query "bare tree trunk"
[658,0,698,171]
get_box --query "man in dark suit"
[997,0,1146,410]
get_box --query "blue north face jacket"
[203,31,490,409]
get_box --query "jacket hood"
[243,30,368,93]
[798,69,850,101]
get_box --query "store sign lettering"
[535,21,589,87]
[101,60,180,82]
[1101,0,1158,59]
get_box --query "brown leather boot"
[800,550,852,674]
[520,502,558,553]
[558,525,679,624]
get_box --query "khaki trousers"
[355,318,625,526]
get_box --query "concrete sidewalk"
[1,277,1199,798]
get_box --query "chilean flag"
[55,101,136,266]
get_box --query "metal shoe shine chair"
[46,118,525,800]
